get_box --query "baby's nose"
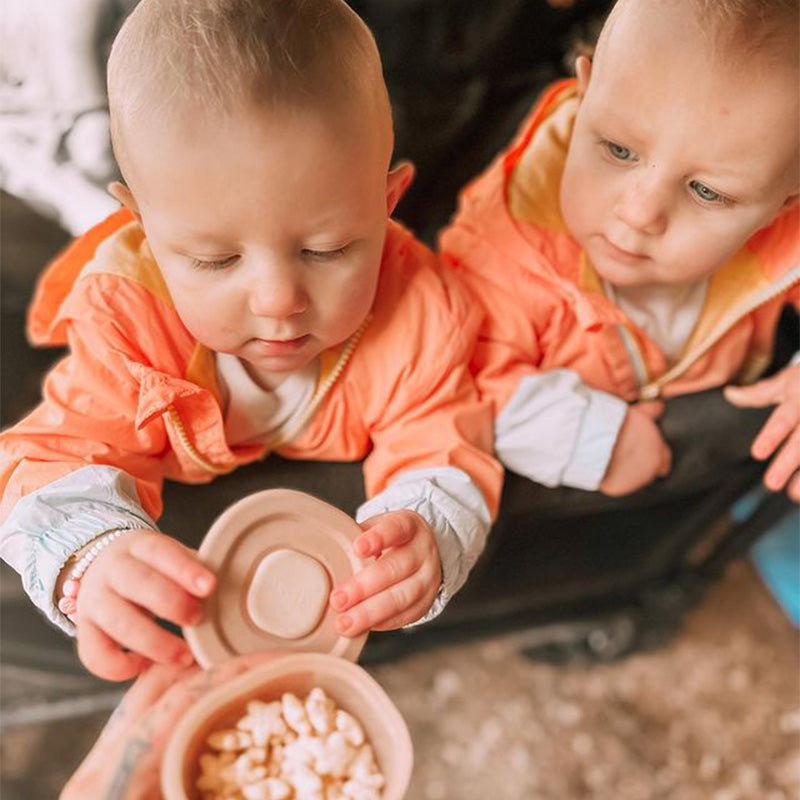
[248,271,309,319]
[614,175,669,236]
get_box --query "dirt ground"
[1,559,798,800]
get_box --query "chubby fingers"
[333,570,437,636]
[128,534,215,598]
[331,514,441,636]
[77,620,151,682]
[81,593,195,678]
[331,513,423,612]
[352,512,420,558]
[113,555,205,626]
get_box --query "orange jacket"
[1,211,502,525]
[440,80,800,415]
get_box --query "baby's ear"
[386,160,415,216]
[575,55,592,97]
[107,181,142,224]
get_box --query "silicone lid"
[184,489,368,667]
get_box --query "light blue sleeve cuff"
[790,351,800,366]
[561,388,629,491]
[0,465,158,635]
[356,467,491,626]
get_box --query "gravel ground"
[1,560,798,800]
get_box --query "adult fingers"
[129,534,215,598]
[751,403,798,461]
[763,427,800,492]
[91,592,195,668]
[77,620,149,682]
[725,373,784,408]
[113,555,204,626]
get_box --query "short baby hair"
[690,0,799,63]
[600,0,799,66]
[108,0,389,165]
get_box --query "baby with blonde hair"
[441,0,799,499]
[0,0,502,681]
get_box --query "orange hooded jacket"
[1,212,502,525]
[440,80,800,415]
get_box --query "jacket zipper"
[166,315,372,473]
[639,265,800,400]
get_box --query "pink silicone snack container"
[161,653,413,800]
[159,489,413,800]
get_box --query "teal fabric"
[737,491,800,626]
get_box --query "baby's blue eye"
[689,180,724,204]
[606,141,634,161]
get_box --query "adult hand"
[725,364,800,502]
[60,653,275,800]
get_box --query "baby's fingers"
[751,402,799,461]
[91,592,195,669]
[330,546,418,613]
[114,556,204,626]
[77,620,149,682]
[129,535,215,598]
[334,573,430,637]
[763,426,800,493]
[355,512,420,558]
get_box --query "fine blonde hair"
[108,0,390,162]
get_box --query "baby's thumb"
[725,376,781,408]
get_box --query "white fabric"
[216,352,318,446]
[496,369,628,491]
[0,465,158,634]
[356,467,492,625]
[604,277,709,364]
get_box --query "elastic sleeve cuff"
[0,466,158,634]
[356,467,491,626]
[561,389,628,491]
[39,511,157,634]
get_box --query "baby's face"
[119,104,402,381]
[560,0,799,288]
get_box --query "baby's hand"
[72,530,216,681]
[600,401,672,496]
[329,511,442,637]
[725,364,800,502]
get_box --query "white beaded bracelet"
[69,529,131,581]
